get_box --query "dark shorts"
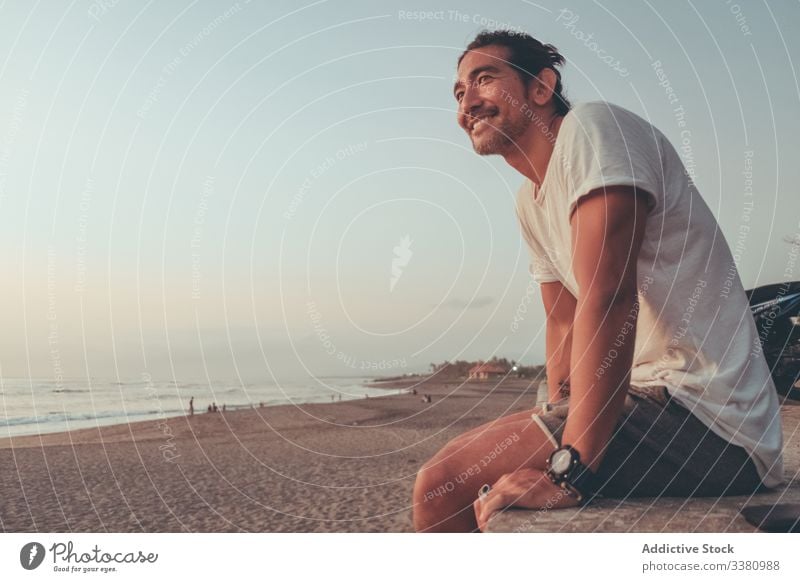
[534,385,765,498]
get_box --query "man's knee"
[413,445,482,508]
[414,455,451,504]
[413,456,480,531]
[413,455,472,529]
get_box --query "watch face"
[551,449,573,474]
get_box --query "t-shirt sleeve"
[559,103,662,219]
[515,198,560,284]
[528,243,559,283]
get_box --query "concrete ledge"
[488,403,800,533]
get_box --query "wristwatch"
[545,445,596,504]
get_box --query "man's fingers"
[474,498,498,532]
[477,489,510,529]
[493,473,512,487]
[472,498,484,531]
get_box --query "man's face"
[454,45,532,156]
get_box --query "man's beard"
[472,113,530,156]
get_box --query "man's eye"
[477,75,492,85]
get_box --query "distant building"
[468,362,507,381]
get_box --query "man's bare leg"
[448,408,540,446]
[412,415,557,532]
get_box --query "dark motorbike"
[747,281,800,402]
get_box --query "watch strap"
[547,445,596,503]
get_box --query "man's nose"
[459,84,483,121]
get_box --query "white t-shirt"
[516,101,784,487]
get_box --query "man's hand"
[472,469,579,532]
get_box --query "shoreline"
[0,376,423,442]
[0,375,459,450]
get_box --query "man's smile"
[467,110,499,133]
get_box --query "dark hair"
[458,30,571,116]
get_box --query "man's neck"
[503,113,564,186]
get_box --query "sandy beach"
[0,376,540,532]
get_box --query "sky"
[0,0,798,383]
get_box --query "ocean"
[0,375,402,438]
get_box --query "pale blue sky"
[0,0,798,382]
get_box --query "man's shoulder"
[562,101,652,133]
[558,101,665,161]
[567,100,640,118]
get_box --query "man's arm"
[474,186,649,529]
[561,186,649,472]
[541,281,576,402]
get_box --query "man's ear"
[527,68,558,108]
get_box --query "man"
[412,30,783,533]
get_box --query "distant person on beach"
[413,30,783,532]
[188,397,194,417]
